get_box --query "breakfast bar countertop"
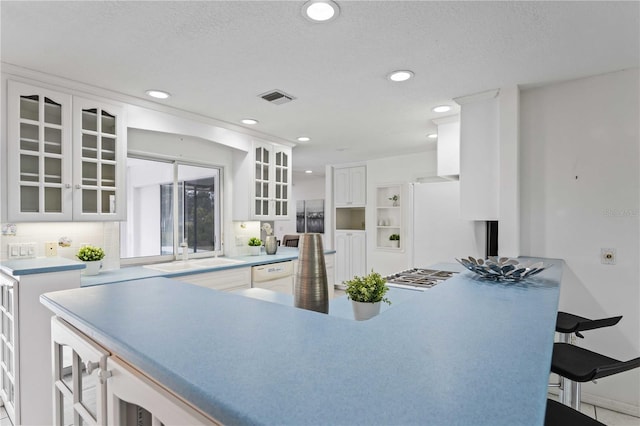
[40,257,563,426]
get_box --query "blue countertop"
[0,247,333,284]
[40,257,563,425]
[0,256,85,276]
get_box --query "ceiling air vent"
[260,90,295,105]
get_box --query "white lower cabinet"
[170,267,251,292]
[106,357,217,426]
[51,317,109,426]
[334,231,366,285]
[0,269,81,426]
[51,317,219,426]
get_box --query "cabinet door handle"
[65,184,71,189]
[85,360,99,374]
[75,184,81,189]
[98,369,112,385]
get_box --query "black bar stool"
[553,312,622,406]
[545,399,605,426]
[556,312,622,343]
[551,342,640,411]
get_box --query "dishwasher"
[251,261,294,295]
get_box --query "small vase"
[265,235,278,255]
[249,246,261,256]
[82,260,102,276]
[351,300,381,321]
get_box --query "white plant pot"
[249,246,261,256]
[351,300,382,321]
[391,240,399,248]
[82,260,102,276]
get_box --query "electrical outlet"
[601,248,616,265]
[45,242,58,257]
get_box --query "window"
[120,157,222,261]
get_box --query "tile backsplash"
[0,222,120,270]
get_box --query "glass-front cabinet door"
[73,97,126,220]
[7,81,73,221]
[253,143,272,218]
[252,143,291,220]
[273,147,290,219]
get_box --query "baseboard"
[548,387,640,417]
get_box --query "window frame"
[120,153,224,266]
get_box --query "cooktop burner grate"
[385,268,458,289]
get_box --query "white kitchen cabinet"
[375,184,404,251]
[50,317,219,426]
[106,356,218,425]
[0,268,81,426]
[454,89,499,220]
[72,96,126,220]
[51,317,109,426]
[334,165,366,207]
[7,81,73,221]
[6,81,127,221]
[334,231,366,285]
[252,142,292,220]
[170,267,251,292]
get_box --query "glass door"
[7,81,72,221]
[253,144,271,218]
[273,148,290,218]
[73,97,126,220]
[0,275,17,425]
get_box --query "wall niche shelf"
[376,184,403,251]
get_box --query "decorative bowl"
[455,256,546,281]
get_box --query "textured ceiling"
[2,1,639,174]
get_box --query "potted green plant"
[248,237,262,256]
[388,194,399,206]
[344,270,391,321]
[76,245,105,276]
[389,233,400,248]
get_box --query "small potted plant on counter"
[344,270,391,321]
[76,245,105,276]
[248,237,262,256]
[389,234,400,248]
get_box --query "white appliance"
[251,261,294,294]
[411,181,485,267]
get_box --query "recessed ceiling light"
[145,90,170,99]
[305,170,313,174]
[241,119,259,125]
[427,133,438,139]
[432,105,451,113]
[297,136,311,142]
[388,70,414,82]
[302,0,340,22]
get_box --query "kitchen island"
[41,257,563,425]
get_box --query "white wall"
[520,68,640,414]
[366,150,438,276]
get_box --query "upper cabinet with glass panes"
[252,142,291,220]
[6,81,126,221]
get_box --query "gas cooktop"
[385,268,458,290]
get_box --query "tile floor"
[0,407,12,426]
[547,393,640,425]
